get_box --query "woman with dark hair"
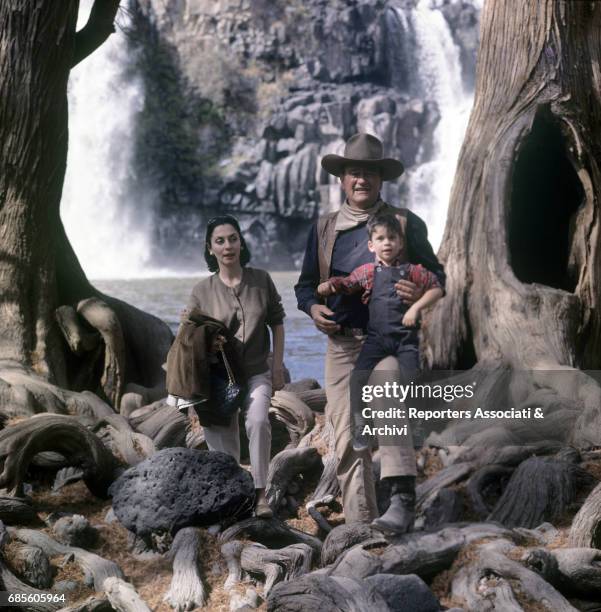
[185,215,285,518]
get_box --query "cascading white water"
[61,1,156,280]
[396,0,475,250]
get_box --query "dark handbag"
[209,348,247,417]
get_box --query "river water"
[94,272,327,385]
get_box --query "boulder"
[110,448,254,536]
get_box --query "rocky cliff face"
[130,0,480,269]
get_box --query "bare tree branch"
[72,0,121,67]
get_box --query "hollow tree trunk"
[423,0,601,444]
[0,1,171,406]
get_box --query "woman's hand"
[210,334,227,353]
[272,366,286,392]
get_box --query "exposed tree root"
[266,447,322,510]
[10,528,124,591]
[0,415,115,497]
[452,539,577,611]
[163,527,207,610]
[219,517,322,558]
[569,482,601,548]
[269,391,315,447]
[240,541,313,596]
[488,456,596,528]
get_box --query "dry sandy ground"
[7,445,596,611]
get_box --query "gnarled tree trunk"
[423,0,601,446]
[0,0,172,412]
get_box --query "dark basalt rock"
[365,574,440,612]
[109,448,254,536]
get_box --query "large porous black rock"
[365,574,440,612]
[109,448,254,536]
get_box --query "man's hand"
[395,279,424,305]
[317,281,336,297]
[310,304,340,335]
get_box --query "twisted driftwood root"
[219,517,322,559]
[303,420,340,533]
[328,529,461,582]
[266,446,322,510]
[269,391,315,447]
[0,361,70,418]
[76,297,126,410]
[267,573,390,612]
[92,414,155,466]
[0,558,60,612]
[420,488,464,530]
[488,456,596,528]
[103,576,151,612]
[329,523,519,582]
[569,481,601,548]
[128,400,189,449]
[163,527,207,610]
[0,495,37,524]
[321,523,382,567]
[240,542,313,595]
[452,539,577,611]
[466,464,514,518]
[416,462,474,511]
[10,528,124,591]
[294,389,327,413]
[55,596,113,612]
[55,305,104,395]
[221,540,244,592]
[0,525,59,612]
[10,542,53,588]
[524,547,601,598]
[0,415,115,497]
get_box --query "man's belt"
[338,327,366,338]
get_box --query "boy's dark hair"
[367,212,402,239]
[204,214,252,272]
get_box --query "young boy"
[317,212,443,452]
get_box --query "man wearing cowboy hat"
[295,133,445,528]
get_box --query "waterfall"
[393,0,475,251]
[61,1,156,280]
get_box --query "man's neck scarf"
[335,198,384,232]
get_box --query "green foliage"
[126,3,228,218]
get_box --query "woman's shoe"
[255,500,273,519]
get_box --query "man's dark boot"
[371,476,415,534]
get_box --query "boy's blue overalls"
[351,263,420,449]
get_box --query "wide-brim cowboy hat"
[321,133,404,181]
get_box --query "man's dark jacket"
[295,207,445,331]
